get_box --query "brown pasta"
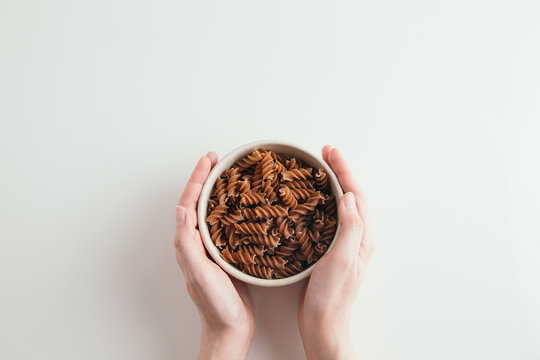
[234,221,269,235]
[244,263,274,279]
[239,192,266,206]
[279,185,298,209]
[253,205,288,219]
[287,179,314,190]
[205,148,338,279]
[281,168,313,181]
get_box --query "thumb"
[174,206,202,269]
[333,192,364,253]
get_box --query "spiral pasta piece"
[238,179,251,193]
[226,168,241,197]
[279,185,298,209]
[242,208,258,221]
[308,229,321,243]
[274,159,286,175]
[254,255,287,272]
[311,218,325,232]
[286,179,314,190]
[234,222,269,235]
[261,180,277,204]
[220,209,244,226]
[314,168,329,191]
[246,234,280,248]
[270,226,280,237]
[251,164,263,191]
[207,198,218,211]
[323,194,337,217]
[274,241,299,257]
[253,205,288,219]
[286,157,299,170]
[289,193,321,221]
[220,247,236,264]
[313,208,327,222]
[261,152,276,180]
[258,149,280,161]
[233,246,257,264]
[215,176,228,204]
[297,230,317,264]
[239,192,266,206]
[236,150,263,170]
[210,223,225,247]
[289,187,315,201]
[244,264,274,279]
[228,231,241,249]
[320,218,337,243]
[288,250,306,262]
[314,242,328,257]
[238,244,264,257]
[281,168,312,181]
[276,216,294,239]
[206,204,228,225]
[282,261,304,276]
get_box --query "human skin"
[298,146,375,360]
[174,152,254,360]
[174,146,373,360]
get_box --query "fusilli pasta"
[205,148,338,279]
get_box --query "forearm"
[198,324,253,360]
[300,325,357,360]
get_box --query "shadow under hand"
[249,281,306,360]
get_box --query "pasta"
[206,148,338,279]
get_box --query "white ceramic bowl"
[197,140,343,287]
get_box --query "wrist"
[198,321,253,360]
[299,322,356,360]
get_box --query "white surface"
[1,1,539,359]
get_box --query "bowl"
[197,140,343,287]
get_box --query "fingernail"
[344,192,355,208]
[176,206,185,225]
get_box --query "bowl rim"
[197,139,343,287]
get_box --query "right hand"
[298,146,375,360]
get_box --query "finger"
[321,145,333,164]
[328,147,372,224]
[206,151,218,167]
[332,192,364,255]
[178,156,212,209]
[328,147,364,197]
[174,205,206,269]
[326,149,373,261]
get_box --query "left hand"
[174,152,255,360]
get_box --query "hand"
[298,146,375,360]
[174,152,255,360]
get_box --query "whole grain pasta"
[205,148,338,279]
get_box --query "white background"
[1,0,539,359]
